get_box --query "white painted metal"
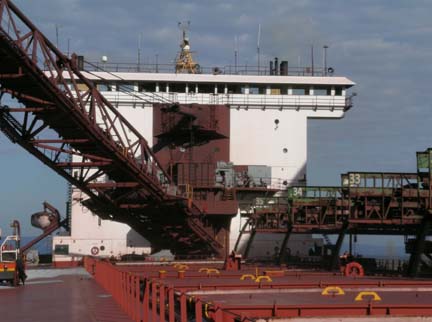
[53,71,354,264]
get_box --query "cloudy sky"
[1,0,432,237]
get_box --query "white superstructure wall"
[54,73,353,262]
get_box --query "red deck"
[0,268,132,322]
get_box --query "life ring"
[344,261,364,277]
[91,246,99,256]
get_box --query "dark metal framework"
[244,156,432,274]
[0,0,224,257]
[246,172,429,234]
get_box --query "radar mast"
[175,21,199,74]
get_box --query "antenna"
[178,21,191,43]
[257,24,261,74]
[311,45,314,76]
[323,45,328,76]
[137,33,142,71]
[175,21,198,73]
[234,35,238,73]
[55,24,62,49]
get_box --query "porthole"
[283,148,288,153]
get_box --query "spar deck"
[0,268,132,322]
[84,258,432,321]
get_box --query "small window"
[335,87,343,96]
[54,244,69,255]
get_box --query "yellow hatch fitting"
[255,275,272,283]
[240,274,256,281]
[321,286,345,296]
[177,264,189,270]
[199,268,219,274]
[355,291,382,302]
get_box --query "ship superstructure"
[0,2,354,265]
[52,34,354,265]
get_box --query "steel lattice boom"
[0,0,225,257]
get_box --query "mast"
[175,21,199,74]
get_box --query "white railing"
[101,91,348,111]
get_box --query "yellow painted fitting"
[204,302,212,319]
[240,274,256,281]
[177,264,189,270]
[255,275,272,283]
[199,267,209,273]
[207,268,220,274]
[354,291,381,301]
[321,286,345,296]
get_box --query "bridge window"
[249,84,266,94]
[292,86,310,95]
[227,84,245,94]
[198,83,215,94]
[97,83,111,91]
[138,82,156,92]
[270,85,289,95]
[169,83,186,93]
[75,82,89,91]
[158,83,168,92]
[120,83,135,92]
[314,87,331,96]
[335,87,343,96]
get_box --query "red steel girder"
[0,0,225,257]
[87,182,140,189]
